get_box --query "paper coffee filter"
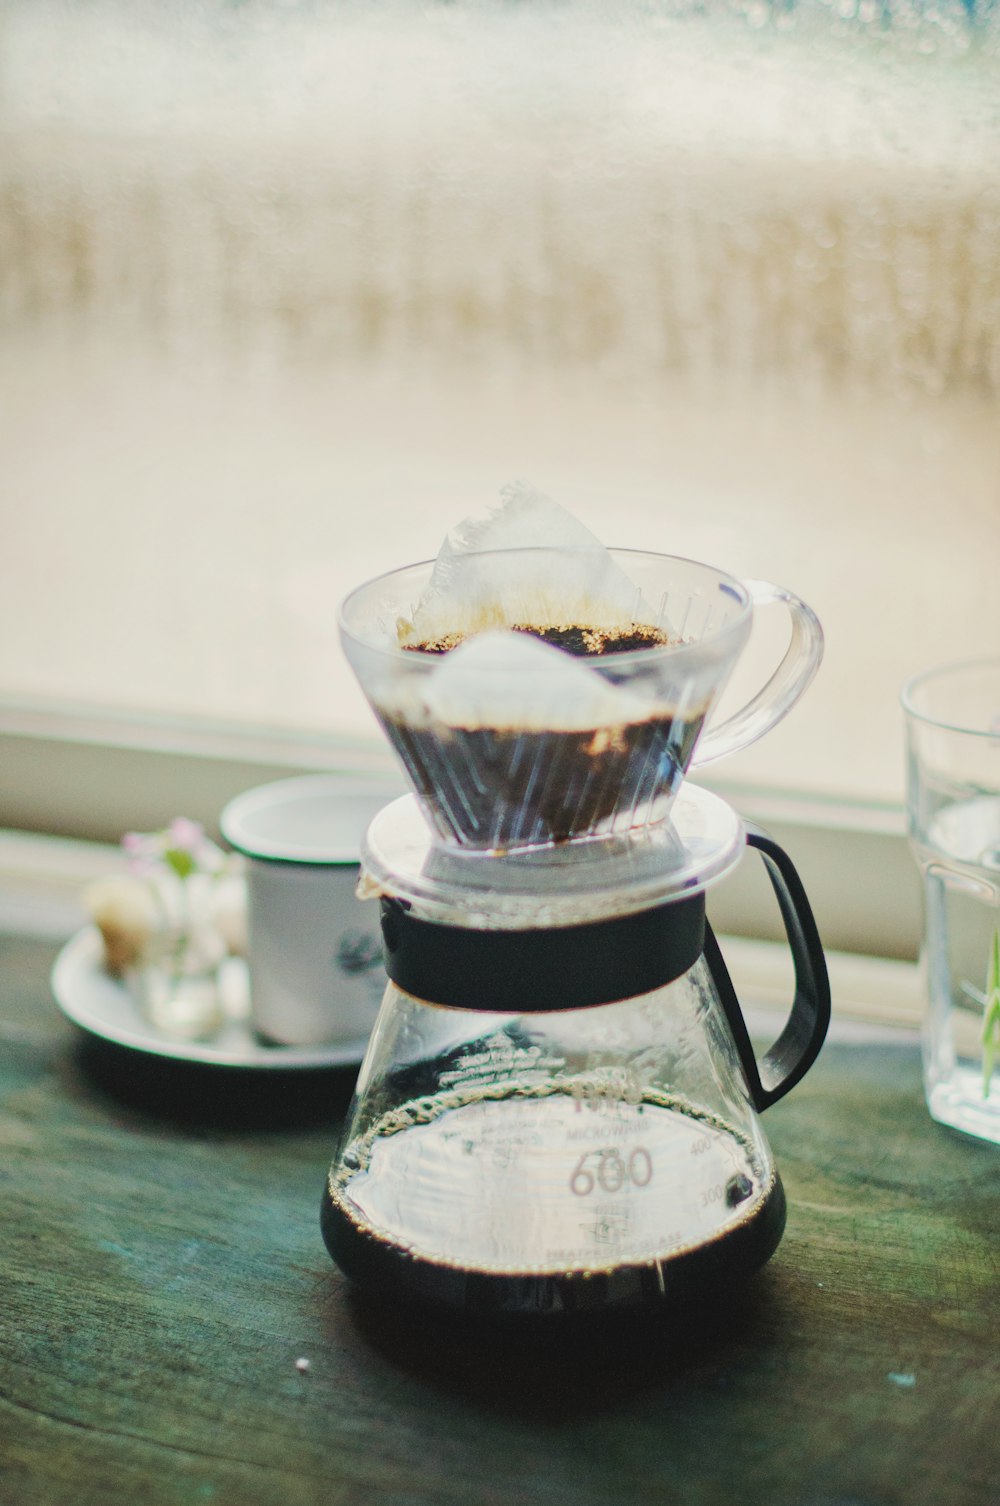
[422,630,653,732]
[397,481,656,647]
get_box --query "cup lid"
[360,783,744,929]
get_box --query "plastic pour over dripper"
[340,547,822,851]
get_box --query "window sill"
[0,700,921,963]
[0,820,921,1036]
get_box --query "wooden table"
[2,932,998,1506]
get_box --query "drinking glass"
[903,659,1000,1144]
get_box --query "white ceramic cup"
[220,775,401,1048]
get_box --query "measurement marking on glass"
[569,1147,653,1196]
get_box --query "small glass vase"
[137,924,228,1041]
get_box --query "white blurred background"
[2,0,999,809]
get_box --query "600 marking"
[569,1147,653,1196]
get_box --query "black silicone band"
[379,894,706,1011]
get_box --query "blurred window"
[2,0,998,816]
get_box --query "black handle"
[704,824,831,1112]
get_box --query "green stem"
[980,928,1000,1100]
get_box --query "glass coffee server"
[322,548,831,1320]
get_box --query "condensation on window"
[1,1,998,804]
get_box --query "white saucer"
[51,928,372,1070]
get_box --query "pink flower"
[168,817,205,853]
[122,830,162,877]
[121,819,227,880]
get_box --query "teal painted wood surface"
[1,934,998,1506]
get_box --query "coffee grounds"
[386,618,689,846]
[403,623,671,657]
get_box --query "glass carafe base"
[322,1084,786,1319]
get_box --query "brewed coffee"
[321,1082,786,1319]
